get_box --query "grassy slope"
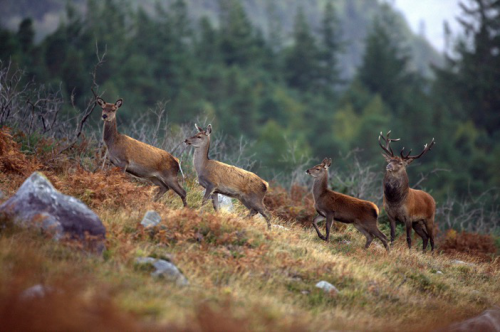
[1,161,499,331]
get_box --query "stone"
[141,210,161,228]
[272,224,289,231]
[438,307,500,332]
[451,260,476,267]
[135,257,188,286]
[436,271,443,275]
[315,281,339,294]
[20,284,56,299]
[0,172,106,254]
[217,194,233,212]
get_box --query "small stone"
[141,210,161,228]
[20,284,56,299]
[451,260,476,267]
[136,257,188,286]
[315,280,339,294]
[301,290,310,295]
[436,271,443,275]
[272,225,289,231]
[340,240,351,245]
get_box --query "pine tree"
[319,0,343,93]
[284,7,322,91]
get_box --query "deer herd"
[97,97,436,253]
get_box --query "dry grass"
[0,129,499,331]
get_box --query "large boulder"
[438,307,500,332]
[0,172,106,253]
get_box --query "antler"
[400,138,435,161]
[378,131,400,157]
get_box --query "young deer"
[379,131,436,251]
[97,97,187,206]
[184,124,272,228]
[306,158,389,251]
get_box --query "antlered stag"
[97,97,187,206]
[306,158,389,251]
[184,124,272,228]
[379,131,436,251]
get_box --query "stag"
[379,131,436,251]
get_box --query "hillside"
[0,0,442,78]
[0,128,499,330]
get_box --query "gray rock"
[0,172,106,254]
[136,257,188,286]
[141,210,161,227]
[436,271,443,275]
[20,284,56,299]
[315,281,339,294]
[217,194,233,212]
[437,307,500,332]
[451,260,476,267]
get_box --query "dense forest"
[0,0,499,231]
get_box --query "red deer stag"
[97,97,187,206]
[306,158,389,251]
[379,131,436,251]
[184,124,272,228]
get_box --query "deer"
[184,124,272,228]
[306,158,389,251]
[97,97,187,206]
[379,131,436,251]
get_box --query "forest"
[0,0,499,233]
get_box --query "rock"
[0,172,106,254]
[136,257,188,286]
[340,240,351,245]
[451,260,476,267]
[20,284,56,299]
[272,224,289,231]
[141,210,161,227]
[315,281,339,294]
[217,194,233,212]
[436,271,443,275]
[438,307,500,332]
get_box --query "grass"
[0,129,499,331]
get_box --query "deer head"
[184,124,212,148]
[379,131,435,173]
[306,158,332,178]
[97,97,123,122]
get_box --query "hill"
[0,0,442,78]
[0,127,498,330]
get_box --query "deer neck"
[103,118,120,147]
[383,170,409,203]
[312,171,329,199]
[193,140,210,174]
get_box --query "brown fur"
[307,158,389,251]
[97,97,187,206]
[185,124,271,228]
[379,132,436,251]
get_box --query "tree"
[283,7,322,91]
[319,0,343,93]
[357,6,412,112]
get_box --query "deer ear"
[382,154,392,163]
[96,97,105,107]
[195,123,203,132]
[206,124,212,135]
[115,99,123,109]
[322,158,330,169]
[327,158,332,167]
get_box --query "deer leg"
[245,209,258,218]
[151,178,169,202]
[354,223,373,249]
[388,214,397,244]
[255,205,272,229]
[405,222,412,249]
[412,221,429,252]
[424,218,435,252]
[211,193,219,211]
[324,214,335,242]
[201,185,215,207]
[372,227,390,252]
[312,215,326,240]
[164,176,187,207]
